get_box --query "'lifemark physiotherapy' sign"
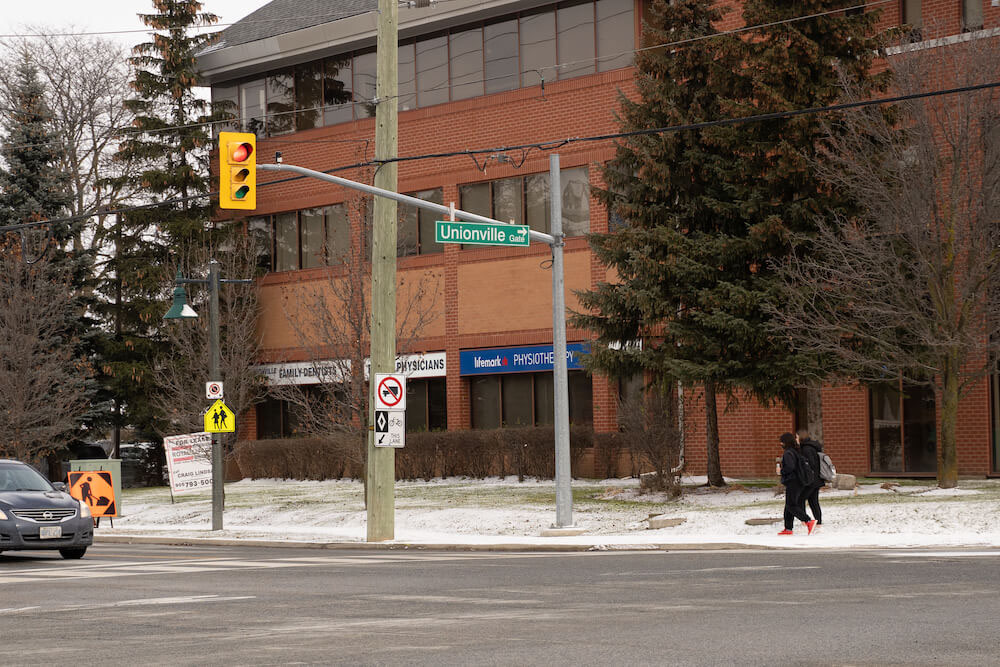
[459,343,590,375]
[435,220,531,247]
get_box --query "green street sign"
[435,220,531,247]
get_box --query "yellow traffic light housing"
[219,131,256,210]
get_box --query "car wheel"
[59,547,87,560]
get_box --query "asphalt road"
[2,543,998,666]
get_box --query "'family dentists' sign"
[459,343,589,375]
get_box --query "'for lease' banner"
[164,432,213,495]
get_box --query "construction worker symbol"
[67,470,118,518]
[204,399,236,433]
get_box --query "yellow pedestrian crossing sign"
[205,399,236,433]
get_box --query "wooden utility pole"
[367,0,399,541]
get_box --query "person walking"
[797,428,824,529]
[777,432,816,536]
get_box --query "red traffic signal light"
[219,132,256,210]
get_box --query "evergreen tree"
[575,1,888,486]
[0,53,75,254]
[94,0,220,441]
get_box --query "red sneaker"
[805,520,817,535]
[777,529,794,535]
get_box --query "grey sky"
[1,1,274,45]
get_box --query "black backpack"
[795,450,818,487]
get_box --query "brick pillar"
[442,186,469,429]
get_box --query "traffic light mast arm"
[257,162,556,245]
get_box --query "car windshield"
[0,464,53,492]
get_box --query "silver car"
[0,459,93,559]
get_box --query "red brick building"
[198,0,1000,478]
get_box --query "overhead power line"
[3,77,997,237]
[0,0,898,148]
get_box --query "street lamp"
[163,259,251,531]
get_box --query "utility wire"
[0,0,900,146]
[4,77,997,236]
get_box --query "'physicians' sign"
[459,343,590,375]
[163,432,213,495]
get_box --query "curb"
[94,535,771,552]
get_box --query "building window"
[901,0,922,34]
[450,26,484,101]
[459,167,590,238]
[470,371,593,428]
[294,61,323,132]
[256,397,300,438]
[247,216,272,272]
[416,34,450,107]
[596,0,633,71]
[300,208,326,269]
[324,57,354,125]
[240,78,266,135]
[520,8,556,87]
[484,19,519,93]
[211,84,239,135]
[353,50,378,118]
[399,42,417,111]
[213,0,635,132]
[398,189,444,257]
[557,1,596,80]
[962,0,983,32]
[406,378,447,431]
[274,212,299,272]
[265,70,295,136]
[869,380,936,474]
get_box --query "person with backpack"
[797,429,824,529]
[777,432,816,536]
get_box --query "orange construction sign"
[67,470,118,518]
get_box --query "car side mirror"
[52,482,67,492]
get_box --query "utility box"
[69,459,122,515]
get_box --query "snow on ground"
[99,476,1000,550]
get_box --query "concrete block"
[745,517,782,526]
[832,473,856,490]
[539,526,588,537]
[648,516,686,529]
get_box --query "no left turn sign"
[375,374,406,410]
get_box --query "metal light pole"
[549,153,572,528]
[164,259,252,531]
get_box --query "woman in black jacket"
[778,432,816,536]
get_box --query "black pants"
[784,483,812,530]
[802,485,822,524]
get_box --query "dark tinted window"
[557,2,596,79]
[450,27,484,101]
[324,57,353,125]
[417,35,450,107]
[484,20,519,94]
[520,9,556,87]
[294,61,323,131]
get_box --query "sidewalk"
[96,476,1000,551]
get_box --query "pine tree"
[574,0,747,487]
[575,1,888,486]
[94,0,221,441]
[0,53,75,252]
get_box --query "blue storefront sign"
[459,343,590,375]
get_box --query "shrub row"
[234,426,605,481]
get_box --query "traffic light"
[219,131,256,210]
